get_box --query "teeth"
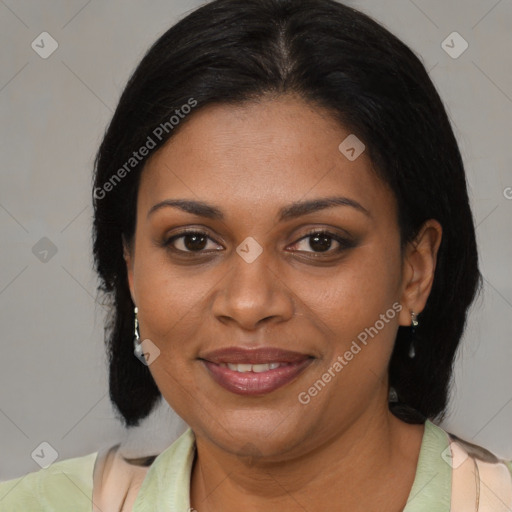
[252,364,270,373]
[222,362,286,372]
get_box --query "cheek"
[131,242,214,347]
[291,239,402,339]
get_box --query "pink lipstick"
[200,347,313,395]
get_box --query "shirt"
[1,419,511,511]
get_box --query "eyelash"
[162,228,355,258]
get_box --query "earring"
[408,311,418,359]
[134,307,143,358]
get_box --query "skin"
[124,94,443,511]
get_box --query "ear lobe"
[122,235,136,304]
[398,219,443,326]
[122,235,131,263]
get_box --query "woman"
[1,0,510,510]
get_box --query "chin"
[195,407,312,458]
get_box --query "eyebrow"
[147,196,371,221]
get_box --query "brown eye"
[307,233,334,252]
[291,230,355,255]
[165,230,223,253]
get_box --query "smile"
[199,346,314,395]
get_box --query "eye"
[289,230,354,255]
[162,228,355,257]
[164,230,223,253]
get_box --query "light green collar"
[133,428,195,511]
[403,419,452,511]
[133,419,452,511]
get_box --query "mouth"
[199,346,314,395]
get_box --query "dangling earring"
[134,307,143,358]
[408,311,418,359]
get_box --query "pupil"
[185,234,207,251]
[310,234,331,252]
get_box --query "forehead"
[138,95,394,219]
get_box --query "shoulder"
[425,420,512,470]
[426,421,512,510]
[445,427,512,476]
[0,451,97,511]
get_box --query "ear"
[398,219,443,326]
[122,235,136,305]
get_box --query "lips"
[199,346,314,395]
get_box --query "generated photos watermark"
[94,98,198,200]
[134,338,161,366]
[298,302,403,405]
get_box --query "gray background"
[0,0,511,481]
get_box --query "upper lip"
[199,346,312,365]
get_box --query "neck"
[190,406,425,512]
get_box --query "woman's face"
[125,95,427,459]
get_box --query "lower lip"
[202,359,313,395]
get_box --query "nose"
[211,248,295,331]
